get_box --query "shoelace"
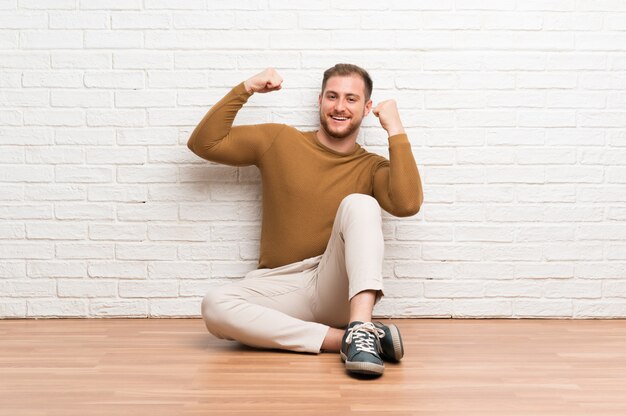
[345,322,385,355]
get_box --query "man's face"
[318,75,372,140]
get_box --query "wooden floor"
[1,319,626,416]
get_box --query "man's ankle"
[321,327,343,352]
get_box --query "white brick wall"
[2,1,626,319]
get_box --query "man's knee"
[201,287,233,338]
[338,193,382,221]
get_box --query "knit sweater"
[187,82,423,269]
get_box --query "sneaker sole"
[386,323,404,362]
[340,351,384,376]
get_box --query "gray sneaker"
[373,321,404,362]
[340,321,385,376]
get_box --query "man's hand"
[373,99,406,137]
[243,68,283,94]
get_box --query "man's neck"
[316,129,358,155]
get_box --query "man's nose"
[335,99,346,111]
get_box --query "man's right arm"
[187,68,284,166]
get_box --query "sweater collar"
[308,131,362,157]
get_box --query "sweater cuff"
[234,81,253,98]
[388,133,410,147]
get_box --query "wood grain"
[1,319,625,415]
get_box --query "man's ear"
[318,93,322,107]
[364,99,373,116]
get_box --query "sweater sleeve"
[187,81,282,166]
[372,134,424,217]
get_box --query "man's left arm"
[371,100,424,217]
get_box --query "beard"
[319,110,363,140]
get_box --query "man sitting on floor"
[187,64,423,376]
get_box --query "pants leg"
[201,193,385,353]
[310,193,385,329]
[201,258,328,353]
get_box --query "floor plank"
[1,319,626,415]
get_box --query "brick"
[42,83,104,106]
[455,185,514,203]
[390,299,453,318]
[0,223,25,239]
[545,279,602,298]
[455,226,515,242]
[516,226,574,242]
[88,261,147,279]
[574,301,626,318]
[20,30,82,49]
[27,299,87,317]
[115,243,178,261]
[0,300,27,318]
[112,12,171,29]
[425,280,485,298]
[118,166,179,184]
[178,244,239,261]
[394,261,456,279]
[49,11,108,29]
[148,224,208,242]
[0,243,54,259]
[88,185,147,202]
[85,147,146,164]
[424,205,484,222]
[515,263,573,279]
[58,279,117,297]
[422,244,482,261]
[148,261,210,279]
[483,244,543,261]
[149,298,201,317]
[26,222,87,240]
[485,280,543,297]
[514,300,573,317]
[0,52,49,69]
[89,299,148,317]
[179,203,239,221]
[120,91,177,109]
[90,223,147,241]
[455,262,516,280]
[55,128,115,146]
[453,300,512,318]
[116,203,178,221]
[56,243,115,260]
[119,280,178,298]
[26,146,84,163]
[55,203,115,220]
[55,166,113,183]
[517,185,576,203]
[0,185,23,202]
[28,261,88,278]
[117,127,178,146]
[52,51,110,69]
[1,165,53,182]
[544,243,604,261]
[84,71,144,89]
[1,279,56,297]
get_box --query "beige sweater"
[188,82,423,269]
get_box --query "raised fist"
[243,68,283,94]
[373,99,405,136]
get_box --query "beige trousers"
[201,194,385,353]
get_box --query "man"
[187,64,423,377]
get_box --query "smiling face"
[318,75,372,142]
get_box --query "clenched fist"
[243,68,283,94]
[372,99,405,136]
